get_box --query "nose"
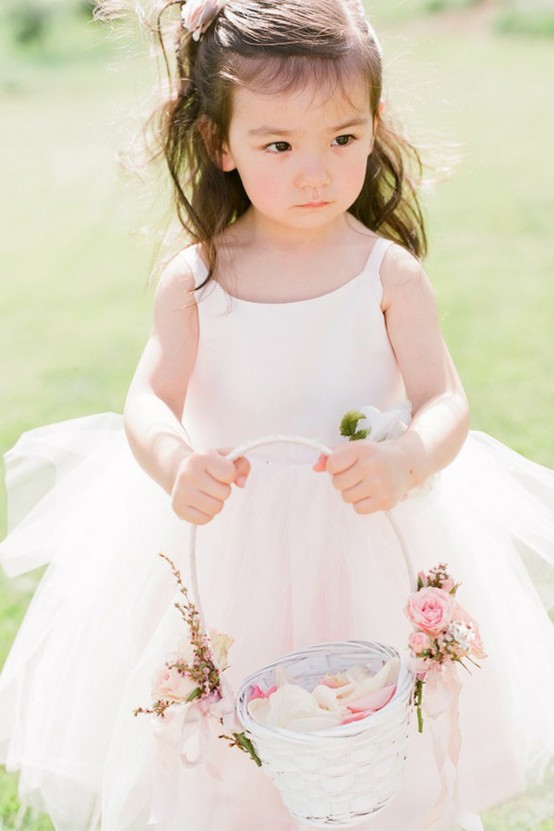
[295,153,330,190]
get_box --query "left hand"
[314,440,410,514]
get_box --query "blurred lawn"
[0,2,553,829]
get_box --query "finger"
[313,454,328,472]
[233,456,251,487]
[205,452,238,485]
[188,470,231,502]
[351,496,381,515]
[193,490,226,517]
[171,497,213,525]
[331,467,365,493]
[339,479,374,505]
[325,444,361,476]
[172,482,226,521]
[206,478,232,501]
[185,507,214,525]
[352,494,396,515]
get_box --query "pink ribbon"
[148,704,213,825]
[423,665,484,831]
[147,684,238,825]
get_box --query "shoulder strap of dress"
[177,244,209,289]
[365,237,394,275]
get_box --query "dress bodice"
[181,239,406,450]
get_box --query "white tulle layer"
[1,413,554,831]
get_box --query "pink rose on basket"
[405,563,486,732]
[406,586,456,637]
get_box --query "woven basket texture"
[236,641,413,828]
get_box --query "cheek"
[240,163,287,202]
[342,153,369,196]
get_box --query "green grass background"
[1,0,553,827]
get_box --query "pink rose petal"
[340,710,371,725]
[347,684,396,713]
[247,683,280,703]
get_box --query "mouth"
[297,201,330,209]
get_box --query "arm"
[380,244,470,487]
[315,244,469,513]
[123,253,249,524]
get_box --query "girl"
[1,0,553,829]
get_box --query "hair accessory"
[181,0,227,41]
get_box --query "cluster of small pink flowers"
[134,554,260,765]
[405,564,486,731]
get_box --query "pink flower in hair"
[181,0,227,41]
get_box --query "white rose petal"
[339,658,400,704]
[312,684,349,712]
[248,659,401,733]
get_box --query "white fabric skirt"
[1,413,553,831]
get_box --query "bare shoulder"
[379,242,435,313]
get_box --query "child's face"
[220,79,375,235]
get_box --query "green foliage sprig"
[339,411,370,442]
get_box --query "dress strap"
[178,244,209,289]
[365,237,394,276]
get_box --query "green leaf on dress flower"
[339,410,370,442]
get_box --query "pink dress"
[1,238,553,830]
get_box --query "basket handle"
[188,435,417,653]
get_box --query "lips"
[297,201,329,208]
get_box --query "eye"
[265,141,291,154]
[332,134,355,147]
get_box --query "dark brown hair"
[98,0,427,280]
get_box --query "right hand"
[171,449,250,525]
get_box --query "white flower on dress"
[358,400,412,442]
[339,401,412,443]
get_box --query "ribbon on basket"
[149,687,244,823]
[424,666,463,830]
[422,668,485,831]
[149,705,209,824]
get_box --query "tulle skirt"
[1,413,554,831]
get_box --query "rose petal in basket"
[236,641,413,828]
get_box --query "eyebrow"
[248,116,371,137]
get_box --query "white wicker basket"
[236,641,413,827]
[190,436,416,829]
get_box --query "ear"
[369,104,383,155]
[197,115,236,171]
[372,99,384,137]
[220,142,236,172]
